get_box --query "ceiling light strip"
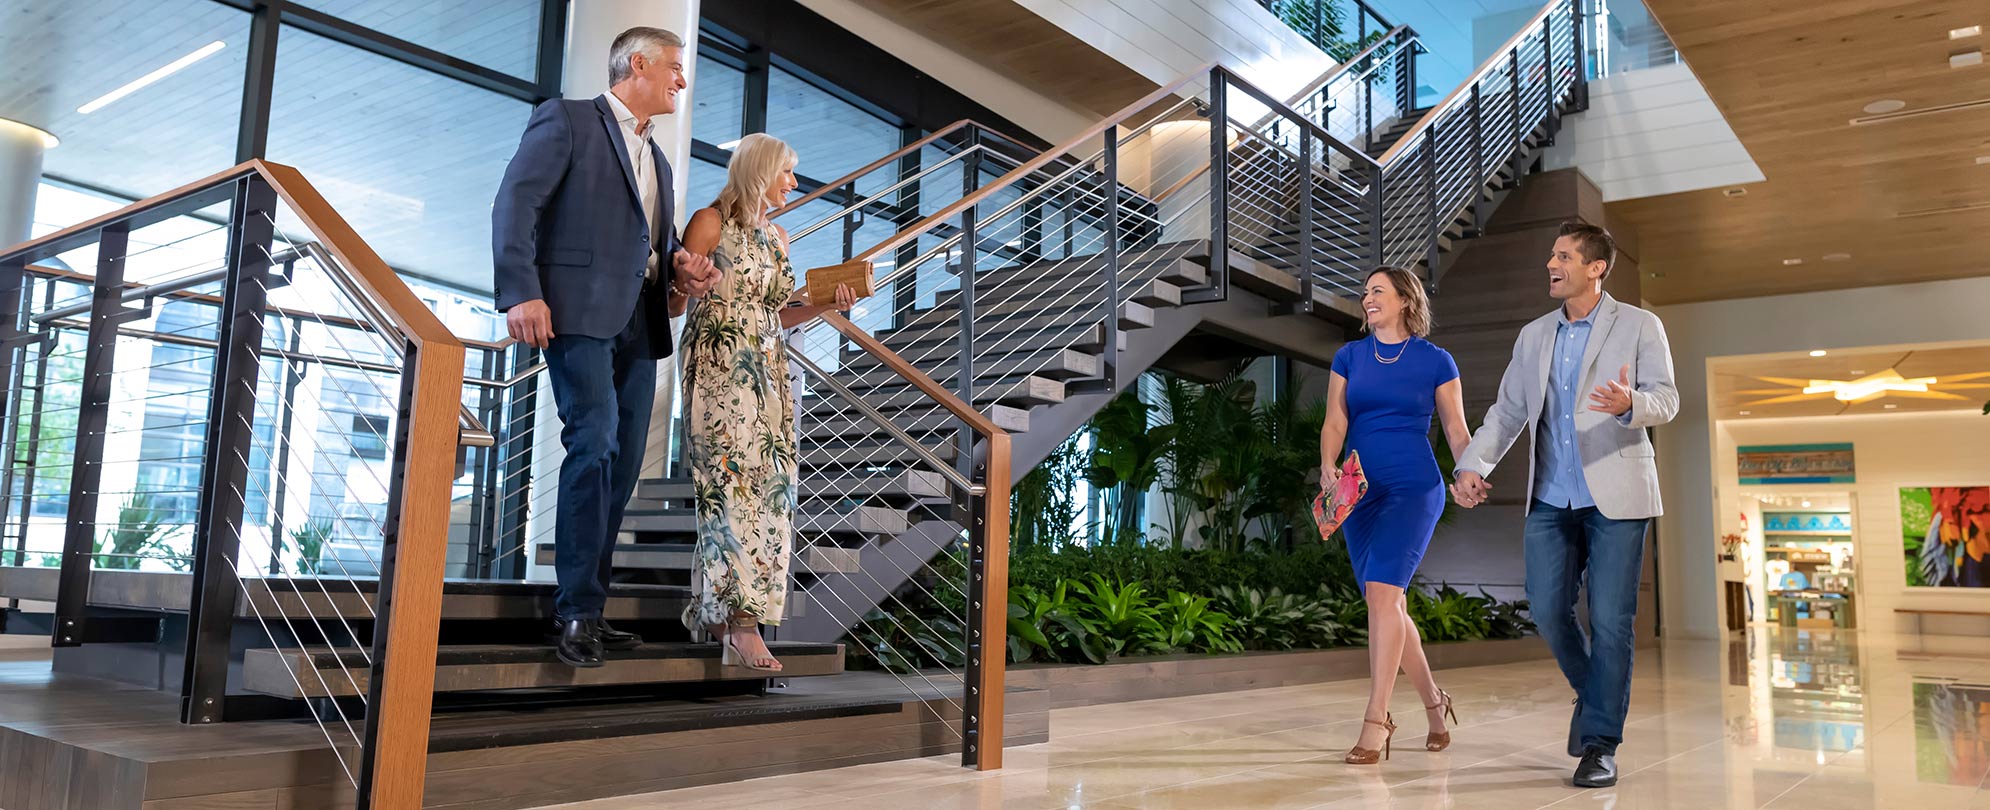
[77,41,227,115]
[1847,96,1990,126]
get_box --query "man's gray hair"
[608,27,684,85]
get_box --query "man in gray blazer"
[1450,221,1677,788]
[492,26,719,668]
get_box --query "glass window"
[295,0,543,78]
[766,67,900,195]
[267,25,532,294]
[689,156,727,217]
[693,55,746,148]
[0,0,247,203]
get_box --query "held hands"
[671,249,722,298]
[1450,470,1490,509]
[832,283,857,313]
[1588,364,1634,416]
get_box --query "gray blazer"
[1455,294,1678,520]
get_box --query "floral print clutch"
[1312,451,1368,540]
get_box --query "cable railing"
[0,160,466,808]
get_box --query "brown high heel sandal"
[718,619,783,673]
[1345,713,1396,764]
[1425,689,1458,752]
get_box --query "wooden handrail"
[842,63,1219,266]
[4,160,462,805]
[1374,0,1561,166]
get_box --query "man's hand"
[506,299,554,349]
[1588,364,1634,416]
[1450,470,1490,508]
[672,249,721,297]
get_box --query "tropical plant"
[1007,582,1106,664]
[1012,434,1085,551]
[845,606,968,674]
[1084,392,1177,545]
[279,520,334,576]
[99,493,177,571]
[1066,575,1163,659]
[1247,387,1328,550]
[1146,591,1244,655]
[1408,584,1495,643]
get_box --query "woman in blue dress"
[1320,266,1476,763]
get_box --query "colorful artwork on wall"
[1901,486,1990,588]
[1738,443,1855,484]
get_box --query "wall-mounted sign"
[1738,443,1855,484]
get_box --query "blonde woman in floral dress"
[679,133,854,671]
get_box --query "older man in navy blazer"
[493,26,719,668]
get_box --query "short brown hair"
[1363,266,1433,338]
[1558,220,1617,278]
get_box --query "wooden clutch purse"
[802,259,876,307]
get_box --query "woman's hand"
[1321,463,1343,491]
[833,283,856,313]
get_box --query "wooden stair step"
[623,505,910,537]
[535,542,864,574]
[242,641,845,698]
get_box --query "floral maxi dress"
[682,219,798,630]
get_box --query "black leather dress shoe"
[554,618,604,669]
[593,618,643,651]
[1573,746,1618,788]
[1568,697,1584,757]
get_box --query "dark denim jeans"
[542,299,655,621]
[1524,499,1649,756]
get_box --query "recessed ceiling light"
[1956,25,1984,39]
[1810,350,1828,357]
[1802,500,1812,508]
[1884,403,1898,409]
[1955,50,1985,69]
[1783,258,1805,266]
[1739,410,1752,415]
[78,41,226,114]
[1822,252,1853,262]
[1723,187,1748,197]
[1648,272,1666,279]
[1849,369,1866,375]
[1862,99,1907,114]
[1978,156,1990,165]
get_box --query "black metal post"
[1203,70,1231,302]
[841,181,860,262]
[893,128,922,332]
[1295,130,1317,313]
[466,348,499,576]
[1572,0,1591,110]
[1542,16,1558,138]
[0,260,25,570]
[1423,123,1441,283]
[181,176,279,724]
[955,136,979,477]
[10,284,54,571]
[1368,166,1386,270]
[235,0,281,162]
[1394,34,1415,114]
[355,342,421,810]
[1098,124,1121,389]
[268,317,305,575]
[958,464,990,767]
[52,224,132,647]
[1470,84,1487,235]
[494,347,536,580]
[534,0,569,99]
[1510,50,1523,143]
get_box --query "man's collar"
[602,90,651,137]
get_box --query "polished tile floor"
[554,628,1990,809]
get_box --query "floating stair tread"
[242,641,846,698]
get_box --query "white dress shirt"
[603,90,661,282]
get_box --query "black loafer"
[1573,746,1618,788]
[593,618,643,651]
[554,618,604,669]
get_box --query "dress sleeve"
[1331,341,1354,378]
[1433,345,1461,387]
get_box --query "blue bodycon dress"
[1331,335,1458,591]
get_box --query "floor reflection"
[556,626,1990,810]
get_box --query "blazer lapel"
[1533,317,1555,416]
[593,96,645,212]
[1578,294,1623,389]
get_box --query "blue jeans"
[543,299,655,621]
[1524,499,1648,756]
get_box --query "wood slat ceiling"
[1710,343,1990,420]
[838,0,1159,117]
[1616,0,1990,305]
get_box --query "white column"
[526,1,702,581]
[0,118,54,248]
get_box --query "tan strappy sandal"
[1425,689,1458,752]
[1345,712,1396,764]
[719,618,783,673]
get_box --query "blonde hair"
[713,133,798,228]
[1362,266,1433,338]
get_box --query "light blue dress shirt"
[1535,307,1597,509]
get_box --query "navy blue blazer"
[492,96,680,358]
